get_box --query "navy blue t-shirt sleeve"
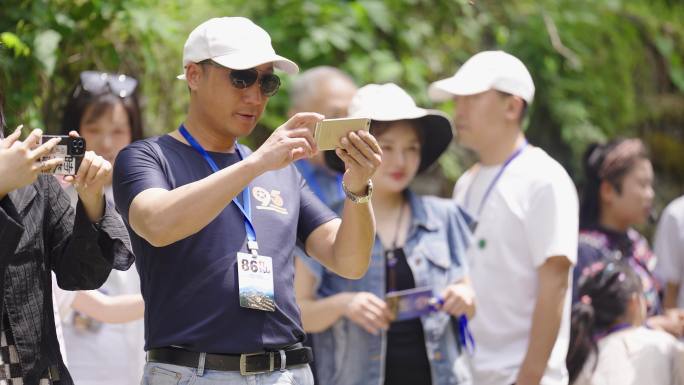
[113,140,172,224]
[296,170,338,245]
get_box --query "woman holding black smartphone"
[0,89,134,383]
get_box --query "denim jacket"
[301,190,473,385]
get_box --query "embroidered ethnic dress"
[575,226,661,315]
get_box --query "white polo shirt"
[454,146,578,385]
[654,195,684,308]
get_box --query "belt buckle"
[239,352,275,375]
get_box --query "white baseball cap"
[177,17,299,80]
[428,50,535,103]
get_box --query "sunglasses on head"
[75,71,138,98]
[200,60,280,97]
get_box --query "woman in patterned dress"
[574,138,684,337]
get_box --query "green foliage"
[1,0,683,201]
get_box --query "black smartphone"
[40,135,86,175]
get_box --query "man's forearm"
[330,200,375,279]
[517,297,563,384]
[129,155,265,247]
[517,257,571,385]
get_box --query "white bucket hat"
[428,50,535,103]
[326,83,454,173]
[177,17,299,80]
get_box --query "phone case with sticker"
[39,135,86,175]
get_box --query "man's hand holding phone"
[251,112,323,173]
[311,116,380,194]
[251,114,381,191]
[333,124,382,194]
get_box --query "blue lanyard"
[434,297,475,353]
[464,141,528,218]
[179,124,258,253]
[458,315,476,354]
[296,160,344,202]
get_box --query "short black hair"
[496,90,528,124]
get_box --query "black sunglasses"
[229,68,281,97]
[75,71,138,99]
[199,60,280,97]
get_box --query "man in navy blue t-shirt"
[113,17,381,385]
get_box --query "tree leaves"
[0,32,30,57]
[1,0,683,198]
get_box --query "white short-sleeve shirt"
[574,327,684,385]
[654,195,684,308]
[454,146,579,385]
[52,184,145,385]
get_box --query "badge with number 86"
[240,258,272,274]
[237,252,275,312]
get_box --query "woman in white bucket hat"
[295,83,475,385]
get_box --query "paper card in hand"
[386,286,435,322]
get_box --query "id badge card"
[385,286,435,321]
[237,252,276,312]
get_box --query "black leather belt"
[147,345,313,375]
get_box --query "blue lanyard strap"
[179,124,258,252]
[464,140,528,218]
[435,296,475,354]
[458,315,476,354]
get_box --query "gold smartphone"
[314,118,371,151]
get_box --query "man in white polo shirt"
[429,51,579,385]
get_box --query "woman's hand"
[0,126,62,197]
[63,131,112,222]
[343,291,393,335]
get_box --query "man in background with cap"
[113,17,381,384]
[429,51,579,385]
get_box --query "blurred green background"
[1,0,683,218]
